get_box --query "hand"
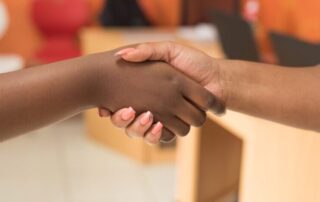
[116,42,226,106]
[99,107,163,144]
[93,50,217,142]
[105,42,226,144]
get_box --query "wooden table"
[81,27,320,202]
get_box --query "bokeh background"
[0,0,319,202]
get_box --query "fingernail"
[151,122,163,135]
[146,129,162,145]
[114,48,135,56]
[114,50,126,56]
[121,107,135,121]
[101,109,109,117]
[98,109,107,117]
[124,49,138,56]
[140,111,152,125]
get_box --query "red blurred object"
[32,0,89,63]
[243,0,259,23]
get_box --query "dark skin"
[0,48,224,141]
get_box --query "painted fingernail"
[114,50,126,56]
[124,49,138,56]
[121,107,135,121]
[151,122,163,135]
[140,111,152,126]
[114,48,135,56]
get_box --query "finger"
[144,122,163,145]
[162,116,191,136]
[114,48,136,56]
[110,107,136,128]
[176,99,206,127]
[98,107,111,117]
[182,81,226,114]
[120,46,153,62]
[120,42,177,63]
[125,111,153,138]
[160,128,176,143]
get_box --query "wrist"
[204,58,229,107]
[215,59,251,109]
[86,51,118,108]
[75,53,110,108]
[212,59,233,107]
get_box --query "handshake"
[93,42,226,144]
[3,41,316,140]
[0,41,225,141]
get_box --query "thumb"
[115,47,152,62]
[116,42,176,63]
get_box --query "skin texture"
[109,42,320,138]
[100,42,227,144]
[94,52,218,141]
[219,60,320,131]
[0,48,220,142]
[0,55,94,140]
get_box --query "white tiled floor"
[0,116,175,202]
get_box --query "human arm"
[0,55,95,140]
[218,60,320,131]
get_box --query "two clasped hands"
[98,41,320,144]
[97,42,226,144]
[2,41,319,141]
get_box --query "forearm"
[218,60,320,131]
[0,54,100,140]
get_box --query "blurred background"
[0,0,319,202]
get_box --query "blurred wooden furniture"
[81,27,320,202]
[177,111,320,202]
